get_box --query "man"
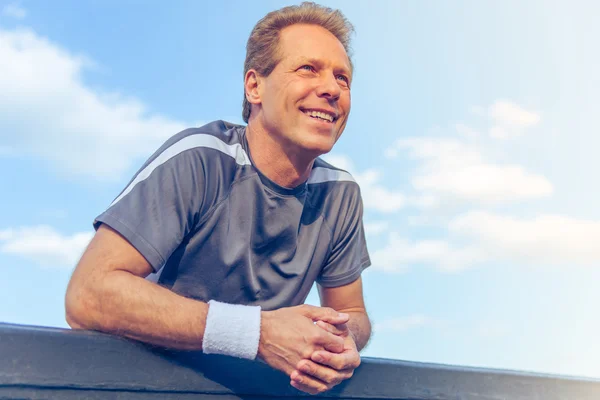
[65,2,371,395]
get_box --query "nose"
[316,72,341,100]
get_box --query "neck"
[245,119,314,188]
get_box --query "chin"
[287,125,340,157]
[298,140,335,158]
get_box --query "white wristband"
[202,300,262,360]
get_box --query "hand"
[257,305,349,384]
[290,320,361,394]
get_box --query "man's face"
[256,24,352,157]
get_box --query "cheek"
[344,91,352,110]
[339,92,351,118]
[285,79,312,102]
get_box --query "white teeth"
[304,110,334,122]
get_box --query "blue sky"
[1,0,599,379]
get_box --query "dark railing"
[1,322,599,399]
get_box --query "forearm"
[66,270,208,350]
[346,311,371,351]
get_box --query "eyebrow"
[293,57,352,76]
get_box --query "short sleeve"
[94,148,205,272]
[317,185,371,287]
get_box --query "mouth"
[300,108,338,124]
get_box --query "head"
[243,2,354,157]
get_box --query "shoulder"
[308,157,363,212]
[117,121,248,196]
[151,120,249,164]
[135,120,250,176]
[106,121,247,207]
[309,157,360,191]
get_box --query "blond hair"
[242,2,355,123]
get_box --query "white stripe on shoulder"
[110,134,250,207]
[308,167,355,184]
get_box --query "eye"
[299,65,316,72]
[336,74,350,86]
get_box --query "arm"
[317,277,371,351]
[65,224,209,350]
[313,181,371,349]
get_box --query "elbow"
[64,285,91,330]
[65,311,85,330]
[64,278,104,331]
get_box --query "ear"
[244,69,262,106]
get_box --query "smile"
[301,108,337,123]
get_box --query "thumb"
[300,305,350,324]
[316,320,349,336]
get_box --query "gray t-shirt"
[94,120,370,310]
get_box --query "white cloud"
[370,232,486,273]
[2,3,26,19]
[383,147,398,159]
[413,163,552,204]
[489,100,540,127]
[406,194,439,208]
[371,211,600,273]
[357,169,406,212]
[472,100,541,140]
[322,154,405,213]
[0,229,13,241]
[364,221,389,237]
[407,215,437,226]
[321,154,353,172]
[489,126,511,139]
[374,315,433,333]
[0,226,93,268]
[390,137,553,205]
[372,100,598,273]
[450,211,600,266]
[0,28,188,181]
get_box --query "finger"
[316,320,348,336]
[291,379,325,395]
[296,359,351,385]
[316,331,345,353]
[301,305,349,325]
[290,370,330,395]
[311,349,361,371]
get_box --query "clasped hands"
[258,304,360,395]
